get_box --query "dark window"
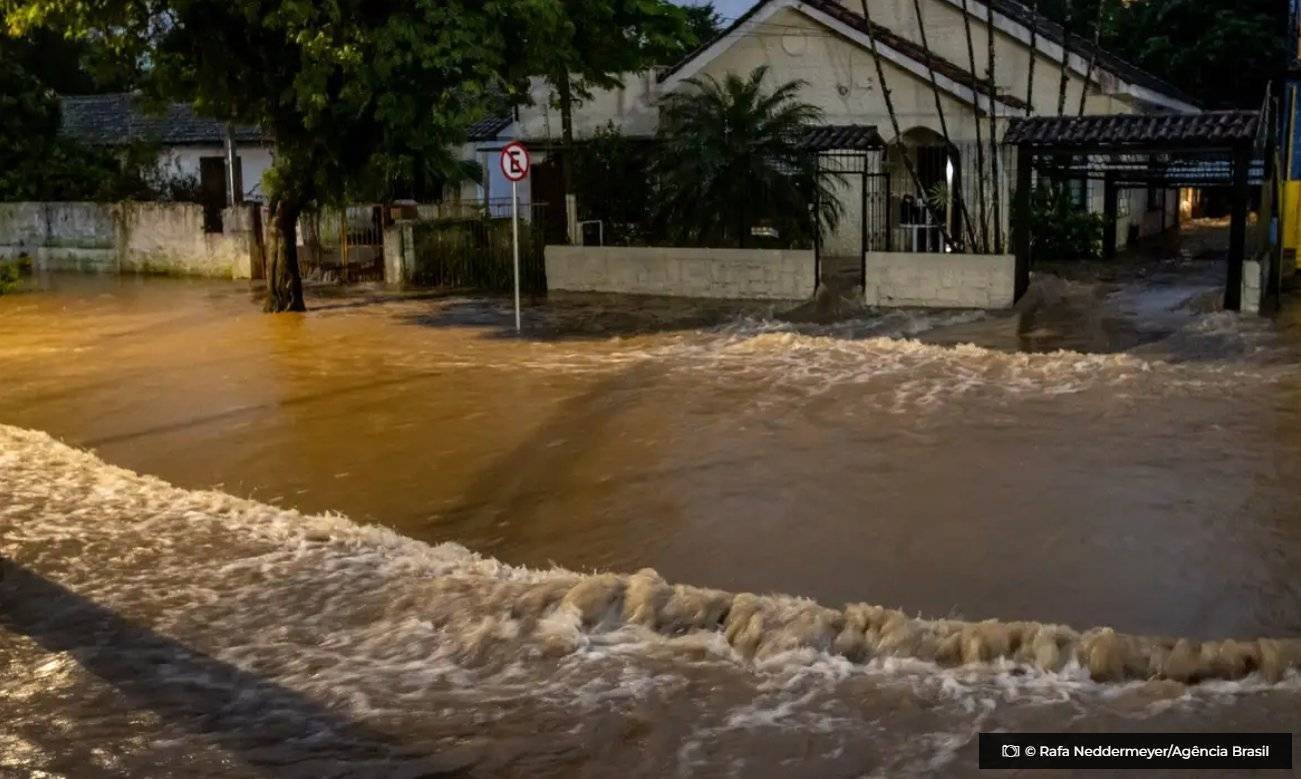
[1068,179,1087,209]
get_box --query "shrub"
[1023,182,1104,261]
[0,255,32,295]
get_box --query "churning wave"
[3,423,1298,688]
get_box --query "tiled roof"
[1004,111,1260,148]
[59,94,266,146]
[795,124,885,151]
[466,114,513,141]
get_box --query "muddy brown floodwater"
[2,261,1301,776]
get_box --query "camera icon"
[1002,745,1021,759]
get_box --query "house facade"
[59,94,274,229]
[467,0,1197,256]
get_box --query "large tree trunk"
[264,198,306,313]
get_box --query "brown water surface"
[3,264,1301,776]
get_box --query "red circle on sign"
[499,142,531,182]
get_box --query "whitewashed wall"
[546,245,815,300]
[515,73,662,142]
[0,202,253,278]
[864,251,1015,308]
[158,145,276,200]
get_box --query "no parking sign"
[499,142,530,334]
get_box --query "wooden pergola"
[1005,111,1270,311]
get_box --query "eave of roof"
[59,94,267,147]
[660,0,1194,112]
[466,114,514,142]
[659,0,1026,112]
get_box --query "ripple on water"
[2,425,1300,776]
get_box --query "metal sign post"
[499,142,531,334]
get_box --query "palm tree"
[651,66,842,249]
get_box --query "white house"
[59,94,274,227]
[465,0,1197,256]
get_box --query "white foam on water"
[3,424,1300,775]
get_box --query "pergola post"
[1102,172,1118,260]
[1013,145,1033,301]
[1226,142,1251,312]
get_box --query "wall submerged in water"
[545,245,816,301]
[0,202,254,279]
[864,251,1016,310]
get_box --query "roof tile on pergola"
[1004,111,1259,150]
[795,124,886,152]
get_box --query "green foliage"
[1023,182,1104,261]
[0,22,187,202]
[572,123,655,244]
[0,255,32,295]
[527,0,696,99]
[665,3,723,63]
[410,217,545,292]
[1036,0,1286,110]
[8,0,551,208]
[651,66,841,249]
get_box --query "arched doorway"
[885,127,962,252]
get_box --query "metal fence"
[407,208,548,293]
[299,205,386,282]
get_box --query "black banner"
[979,733,1293,770]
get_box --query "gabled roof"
[809,0,1028,112]
[1005,111,1259,150]
[59,94,266,146]
[660,0,1027,113]
[661,0,1194,113]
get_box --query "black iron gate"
[815,151,891,290]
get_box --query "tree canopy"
[1037,0,1287,110]
[7,0,568,309]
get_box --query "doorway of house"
[199,156,238,233]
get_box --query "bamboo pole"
[1077,0,1107,116]
[858,0,957,251]
[985,0,1003,253]
[912,0,979,251]
[1056,0,1074,117]
[959,0,990,252]
[1025,0,1040,115]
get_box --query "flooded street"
[3,261,1301,775]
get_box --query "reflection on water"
[2,266,1301,775]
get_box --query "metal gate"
[815,151,890,290]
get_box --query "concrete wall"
[383,221,417,285]
[1242,258,1265,315]
[546,245,816,300]
[0,202,253,279]
[864,251,1016,308]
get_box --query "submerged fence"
[407,209,547,293]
